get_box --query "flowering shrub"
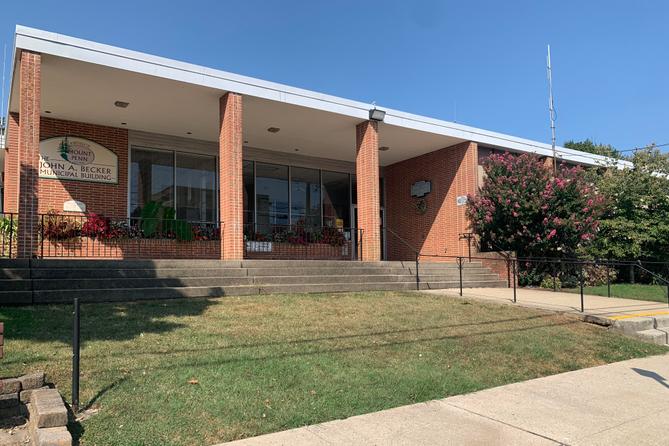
[467,152,605,261]
[81,213,110,239]
[319,227,346,247]
[41,211,81,240]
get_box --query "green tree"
[564,139,621,159]
[589,147,669,261]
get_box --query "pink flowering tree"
[467,152,604,262]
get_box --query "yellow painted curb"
[608,311,669,320]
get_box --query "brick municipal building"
[1,26,611,270]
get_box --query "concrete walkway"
[424,287,669,321]
[217,354,669,445]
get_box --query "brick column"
[17,51,41,259]
[219,92,244,260]
[355,120,381,261]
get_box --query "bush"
[583,264,617,287]
[467,152,604,259]
[518,266,544,287]
[41,211,81,240]
[540,275,561,290]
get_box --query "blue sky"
[1,0,667,151]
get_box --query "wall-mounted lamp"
[369,108,386,122]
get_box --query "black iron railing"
[38,213,221,258]
[243,223,363,260]
[385,227,669,309]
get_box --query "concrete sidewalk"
[217,354,669,445]
[424,287,669,321]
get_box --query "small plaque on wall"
[411,180,431,198]
[63,200,86,213]
[456,195,468,206]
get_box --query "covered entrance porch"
[3,28,478,262]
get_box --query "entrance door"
[351,205,386,260]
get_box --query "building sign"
[456,195,468,206]
[39,136,118,184]
[411,180,431,198]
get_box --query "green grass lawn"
[566,283,669,303]
[0,291,665,446]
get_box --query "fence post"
[630,264,635,284]
[512,259,517,303]
[458,256,463,296]
[579,263,585,313]
[607,258,611,298]
[40,214,44,259]
[414,252,419,290]
[9,214,15,259]
[72,297,80,413]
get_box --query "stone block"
[30,389,68,428]
[35,426,72,446]
[0,392,19,409]
[0,404,21,418]
[0,378,21,395]
[20,386,50,404]
[19,372,45,390]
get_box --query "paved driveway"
[217,354,669,445]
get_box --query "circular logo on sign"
[59,139,96,165]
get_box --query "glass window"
[290,167,321,227]
[322,171,350,228]
[130,148,174,218]
[243,160,254,225]
[176,153,216,222]
[255,162,289,228]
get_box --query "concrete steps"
[613,315,669,346]
[0,259,507,304]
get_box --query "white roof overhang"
[4,25,630,170]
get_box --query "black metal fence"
[38,213,221,259]
[385,227,669,309]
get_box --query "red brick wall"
[39,117,128,215]
[42,238,220,259]
[356,121,381,261]
[4,115,128,217]
[385,141,478,261]
[244,241,354,260]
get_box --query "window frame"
[128,145,219,224]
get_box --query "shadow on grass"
[80,312,558,360]
[95,315,585,375]
[0,298,215,345]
